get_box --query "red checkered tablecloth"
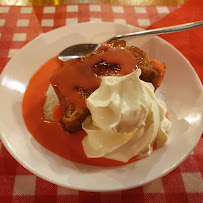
[1,4,203,203]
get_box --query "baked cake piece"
[51,40,166,133]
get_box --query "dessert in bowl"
[0,23,202,191]
[23,40,171,166]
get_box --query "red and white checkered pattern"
[1,4,203,203]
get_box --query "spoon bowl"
[58,44,99,61]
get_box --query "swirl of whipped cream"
[82,69,171,162]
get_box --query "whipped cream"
[82,69,171,162]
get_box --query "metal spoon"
[58,21,203,62]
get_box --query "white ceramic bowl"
[0,22,203,192]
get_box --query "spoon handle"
[105,21,203,43]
